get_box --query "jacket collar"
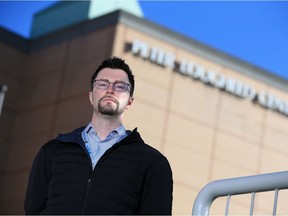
[56,126,86,145]
[55,126,142,146]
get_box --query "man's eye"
[115,84,126,90]
[97,82,108,88]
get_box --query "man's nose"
[106,83,115,93]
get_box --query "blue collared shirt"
[81,123,127,169]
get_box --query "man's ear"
[126,96,134,109]
[89,92,93,105]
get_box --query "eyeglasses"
[93,79,131,93]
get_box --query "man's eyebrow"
[97,79,127,83]
[96,78,109,81]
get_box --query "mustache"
[99,96,117,103]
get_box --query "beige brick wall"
[114,24,288,215]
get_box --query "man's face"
[89,68,133,116]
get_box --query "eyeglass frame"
[93,79,131,93]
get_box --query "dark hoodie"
[24,127,173,215]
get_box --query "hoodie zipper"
[79,133,93,215]
[80,129,137,214]
[81,178,91,215]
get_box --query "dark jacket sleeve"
[139,156,173,215]
[24,145,51,214]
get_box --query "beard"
[98,96,119,116]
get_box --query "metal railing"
[0,84,8,117]
[192,171,288,216]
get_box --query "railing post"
[0,84,8,117]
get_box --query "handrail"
[192,171,288,216]
[0,84,8,117]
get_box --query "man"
[24,56,173,215]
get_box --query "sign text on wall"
[130,39,288,117]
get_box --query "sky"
[0,0,288,81]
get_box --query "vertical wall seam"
[207,69,224,182]
[48,41,71,139]
[256,90,269,173]
[159,68,175,154]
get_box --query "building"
[1,1,288,214]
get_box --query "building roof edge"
[118,10,288,92]
[2,9,285,92]
[0,27,29,52]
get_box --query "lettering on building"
[130,39,288,117]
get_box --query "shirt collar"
[84,122,126,137]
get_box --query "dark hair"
[91,56,135,96]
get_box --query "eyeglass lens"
[94,80,130,92]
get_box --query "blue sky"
[0,1,288,81]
